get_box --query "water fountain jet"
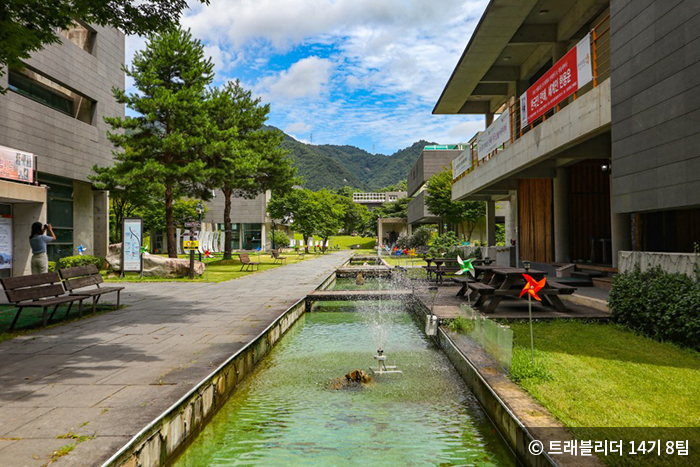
[370,348,402,375]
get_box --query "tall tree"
[98,28,214,258]
[206,80,296,259]
[268,189,319,254]
[0,0,208,88]
[425,166,485,240]
[313,190,346,249]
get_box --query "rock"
[345,369,371,384]
[329,369,372,390]
[106,243,204,277]
[355,272,365,286]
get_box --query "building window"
[59,21,95,54]
[38,173,74,262]
[242,223,261,250]
[8,66,95,124]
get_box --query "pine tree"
[98,28,214,258]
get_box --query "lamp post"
[196,201,204,262]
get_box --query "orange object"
[520,274,546,301]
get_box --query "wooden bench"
[238,253,260,271]
[59,265,125,314]
[467,282,495,307]
[547,281,577,295]
[0,273,89,330]
[271,249,287,264]
[451,276,476,296]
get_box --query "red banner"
[520,34,592,127]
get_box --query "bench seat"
[60,265,125,313]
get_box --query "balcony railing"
[424,144,468,151]
[453,14,611,184]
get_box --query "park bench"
[0,272,89,330]
[271,249,287,264]
[238,253,260,272]
[59,265,125,314]
[467,282,496,307]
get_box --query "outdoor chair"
[238,253,260,271]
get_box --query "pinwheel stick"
[528,293,534,364]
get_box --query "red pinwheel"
[203,250,213,259]
[519,274,546,301]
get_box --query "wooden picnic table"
[468,268,576,313]
[453,264,508,296]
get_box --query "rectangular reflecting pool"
[174,304,515,466]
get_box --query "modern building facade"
[435,0,699,267]
[0,22,124,276]
[352,191,407,210]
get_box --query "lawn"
[293,234,376,250]
[102,251,314,283]
[509,321,700,428]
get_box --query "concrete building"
[352,191,406,210]
[202,191,291,251]
[0,22,124,276]
[435,0,699,267]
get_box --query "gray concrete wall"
[13,202,47,275]
[93,190,109,258]
[610,0,700,213]
[73,181,94,255]
[204,191,270,225]
[0,25,125,182]
[407,149,461,196]
[618,251,699,276]
[407,191,437,224]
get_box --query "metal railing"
[454,14,611,184]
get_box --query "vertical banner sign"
[0,216,12,270]
[0,145,34,183]
[122,218,143,272]
[520,34,592,127]
[452,149,472,180]
[476,106,511,157]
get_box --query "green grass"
[102,252,314,283]
[509,320,700,428]
[292,234,376,250]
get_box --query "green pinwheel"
[455,255,475,276]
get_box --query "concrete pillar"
[611,213,631,268]
[485,112,494,128]
[93,190,109,258]
[553,167,571,263]
[73,181,94,256]
[377,219,383,247]
[13,202,47,275]
[486,200,496,247]
[504,193,517,246]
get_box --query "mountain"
[274,128,433,191]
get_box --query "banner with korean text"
[0,145,34,183]
[452,149,472,180]
[477,106,511,157]
[520,34,592,127]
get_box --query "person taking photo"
[29,222,55,274]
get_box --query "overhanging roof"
[433,0,608,115]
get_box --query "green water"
[174,306,515,466]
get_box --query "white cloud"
[285,122,312,134]
[257,56,334,101]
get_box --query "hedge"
[58,255,104,270]
[608,266,700,350]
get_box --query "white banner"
[452,149,472,180]
[477,106,511,158]
[0,217,12,270]
[576,33,593,88]
[123,218,143,272]
[0,145,34,183]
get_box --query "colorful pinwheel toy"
[203,250,213,259]
[77,244,85,255]
[519,274,546,301]
[256,246,261,252]
[140,246,148,255]
[455,255,475,276]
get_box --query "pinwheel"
[454,255,475,276]
[140,245,148,255]
[520,273,546,363]
[519,274,546,301]
[77,244,85,255]
[203,250,213,282]
[203,249,213,259]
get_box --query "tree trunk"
[304,235,309,254]
[223,185,233,260]
[165,184,177,258]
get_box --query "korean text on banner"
[0,145,34,184]
[123,218,143,272]
[452,149,472,180]
[477,106,511,158]
[520,34,592,127]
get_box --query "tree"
[136,197,207,233]
[0,0,208,88]
[96,28,214,258]
[313,190,346,249]
[334,187,370,234]
[268,189,319,253]
[425,166,485,240]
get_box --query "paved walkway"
[0,252,351,466]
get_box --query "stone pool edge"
[101,270,339,467]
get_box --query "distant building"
[0,22,124,275]
[352,191,406,210]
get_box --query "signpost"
[520,34,592,127]
[122,218,143,277]
[184,240,199,279]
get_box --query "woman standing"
[29,222,55,274]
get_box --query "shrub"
[48,261,56,272]
[411,226,434,248]
[608,266,700,350]
[269,230,290,248]
[429,231,459,256]
[58,255,103,270]
[447,315,475,334]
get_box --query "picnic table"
[467,268,576,313]
[452,264,502,296]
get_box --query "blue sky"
[126,0,489,154]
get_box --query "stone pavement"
[0,252,351,466]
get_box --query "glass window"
[8,66,95,124]
[38,174,74,262]
[242,223,261,250]
[59,21,95,54]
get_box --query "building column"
[611,214,631,268]
[93,190,109,258]
[486,200,496,247]
[73,181,95,256]
[485,112,494,128]
[377,219,383,247]
[553,167,571,263]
